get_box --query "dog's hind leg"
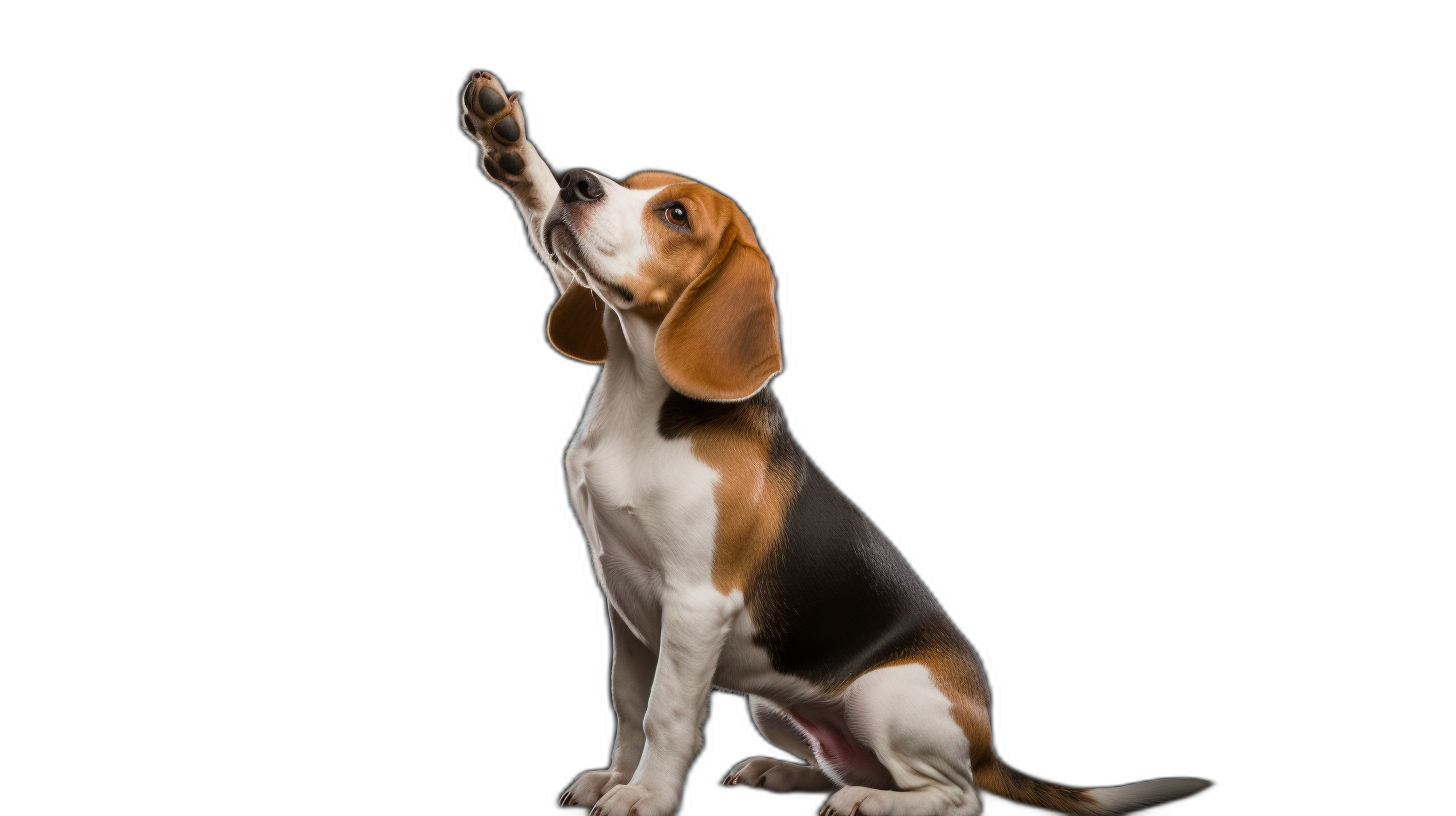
[820,664,982,816]
[460,69,574,293]
[723,696,834,792]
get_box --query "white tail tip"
[1086,777,1212,814]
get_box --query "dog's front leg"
[460,70,574,294]
[560,609,656,808]
[592,587,740,816]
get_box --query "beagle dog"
[461,71,1210,816]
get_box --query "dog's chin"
[545,221,636,306]
[544,219,589,281]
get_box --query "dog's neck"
[599,306,671,402]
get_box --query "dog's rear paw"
[559,769,627,809]
[821,785,981,816]
[724,756,834,792]
[461,69,527,179]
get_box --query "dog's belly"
[715,619,829,701]
[718,636,895,787]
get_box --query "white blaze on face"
[561,176,664,291]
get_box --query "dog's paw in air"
[460,69,527,180]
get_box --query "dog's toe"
[461,70,527,168]
[725,756,834,793]
[559,769,627,809]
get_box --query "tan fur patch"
[621,174,743,319]
[878,642,993,762]
[672,400,797,594]
[623,171,694,191]
[629,173,789,585]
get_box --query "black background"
[247,33,1287,816]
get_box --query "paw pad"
[463,72,522,143]
[497,152,524,174]
[478,86,507,115]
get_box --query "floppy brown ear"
[547,282,608,363]
[656,231,782,401]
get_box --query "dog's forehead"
[623,171,694,191]
[623,171,722,208]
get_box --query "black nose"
[559,168,605,203]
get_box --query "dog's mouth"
[544,219,635,304]
[544,220,589,282]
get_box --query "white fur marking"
[1088,776,1213,813]
[846,664,971,786]
[556,176,663,297]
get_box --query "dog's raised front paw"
[559,769,628,809]
[590,783,677,816]
[460,69,527,179]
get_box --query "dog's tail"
[972,754,1210,815]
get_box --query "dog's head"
[541,169,781,402]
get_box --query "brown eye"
[664,203,689,227]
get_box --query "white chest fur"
[563,362,722,648]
